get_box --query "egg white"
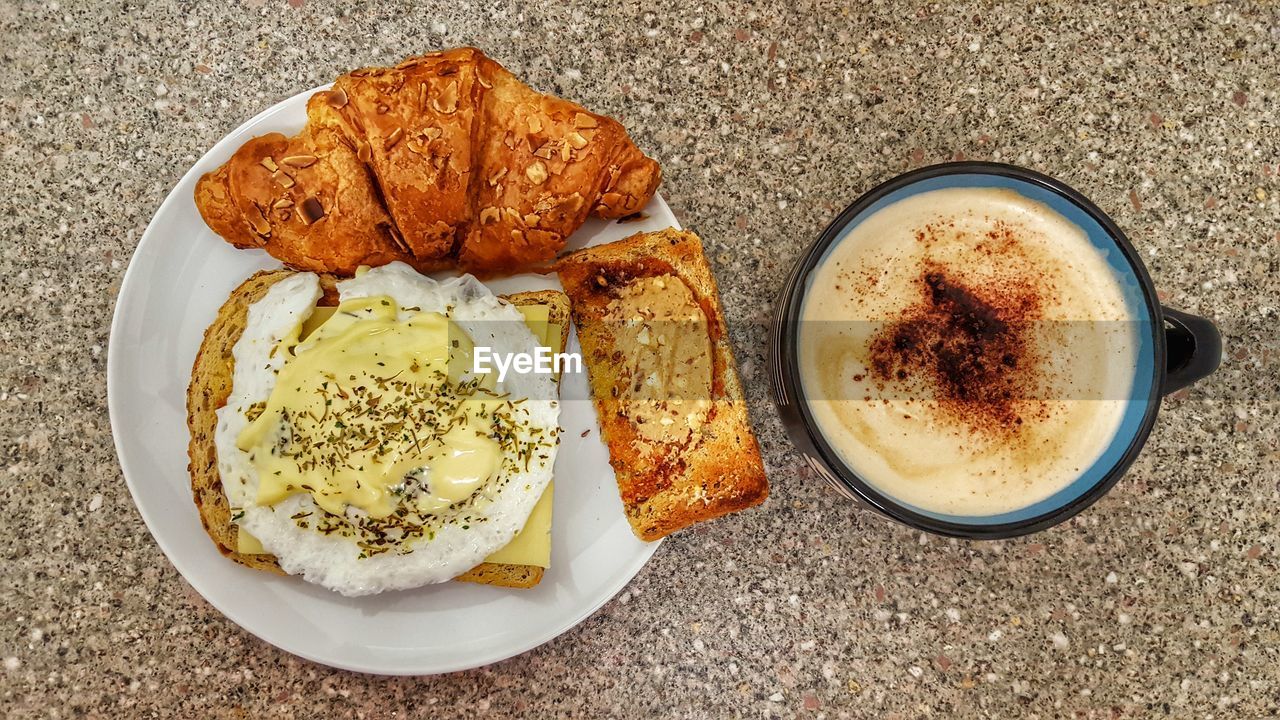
[213,263,560,596]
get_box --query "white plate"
[108,86,677,675]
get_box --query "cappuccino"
[798,188,1135,516]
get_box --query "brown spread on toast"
[603,273,713,446]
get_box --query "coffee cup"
[769,162,1221,538]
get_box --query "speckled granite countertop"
[2,1,1277,717]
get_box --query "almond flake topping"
[525,161,548,185]
[249,208,271,236]
[432,81,458,114]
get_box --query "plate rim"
[106,85,668,675]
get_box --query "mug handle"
[1161,306,1222,395]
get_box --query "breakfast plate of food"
[109,48,768,674]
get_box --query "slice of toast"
[186,271,569,588]
[556,228,768,540]
[188,270,298,574]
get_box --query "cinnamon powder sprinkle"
[867,255,1047,441]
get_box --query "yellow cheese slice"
[482,481,553,567]
[479,302,557,568]
[516,302,549,333]
[299,305,336,341]
[237,525,265,554]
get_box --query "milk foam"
[799,188,1136,516]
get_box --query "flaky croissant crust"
[195,47,661,275]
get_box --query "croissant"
[195,48,661,274]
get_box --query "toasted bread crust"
[452,561,545,589]
[186,270,569,588]
[556,228,768,541]
[187,270,299,574]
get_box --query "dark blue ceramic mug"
[769,162,1221,538]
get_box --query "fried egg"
[213,262,559,596]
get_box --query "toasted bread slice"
[556,228,768,540]
[186,270,569,588]
[188,270,297,574]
